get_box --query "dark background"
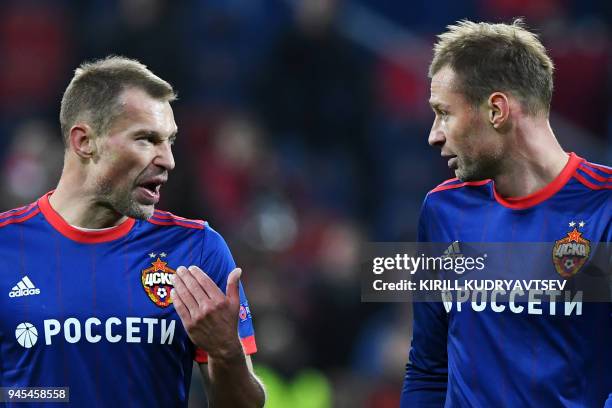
[0,0,610,406]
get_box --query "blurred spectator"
[0,119,63,209]
[254,0,374,219]
[547,20,611,138]
[0,0,72,115]
[76,0,188,95]
[478,0,566,22]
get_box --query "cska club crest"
[552,222,590,279]
[141,253,175,308]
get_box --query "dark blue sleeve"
[195,225,257,363]
[401,302,448,407]
[401,198,448,407]
[200,224,237,288]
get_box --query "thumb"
[226,268,242,306]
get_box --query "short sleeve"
[194,225,257,363]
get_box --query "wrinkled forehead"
[113,88,177,135]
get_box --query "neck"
[49,168,127,229]
[493,118,568,198]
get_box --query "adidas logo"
[443,241,463,258]
[9,276,41,298]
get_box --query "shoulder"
[145,210,231,255]
[0,201,40,229]
[426,177,492,196]
[573,160,612,191]
[147,209,206,230]
[419,178,491,225]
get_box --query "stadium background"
[0,0,610,406]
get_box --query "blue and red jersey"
[0,192,256,407]
[401,153,612,407]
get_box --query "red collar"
[492,152,583,210]
[38,191,135,243]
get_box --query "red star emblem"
[566,228,582,242]
[151,258,168,271]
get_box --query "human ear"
[69,124,96,159]
[487,92,510,129]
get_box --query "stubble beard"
[454,114,504,182]
[455,150,503,182]
[96,179,154,220]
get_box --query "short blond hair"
[429,19,554,116]
[60,56,176,145]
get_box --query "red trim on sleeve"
[194,348,208,363]
[0,206,40,228]
[429,179,491,194]
[38,192,135,243]
[574,172,612,190]
[492,152,583,210]
[152,210,205,223]
[584,162,612,174]
[148,218,205,230]
[0,203,37,220]
[241,335,257,354]
[148,210,205,229]
[439,177,460,185]
[578,165,612,183]
[194,335,258,363]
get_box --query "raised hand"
[171,266,243,360]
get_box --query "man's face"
[428,66,503,181]
[91,87,177,220]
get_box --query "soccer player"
[0,56,265,407]
[401,20,611,407]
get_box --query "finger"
[173,266,201,312]
[187,265,224,302]
[226,268,242,307]
[171,288,193,324]
[178,265,212,303]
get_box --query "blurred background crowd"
[0,0,610,406]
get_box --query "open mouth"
[140,182,161,195]
[136,181,163,204]
[445,155,458,169]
